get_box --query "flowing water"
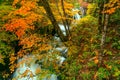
[12,8,82,80]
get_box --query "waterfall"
[12,8,81,80]
[79,7,87,17]
[12,36,67,80]
[12,55,41,80]
[12,54,64,80]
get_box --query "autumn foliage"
[5,0,41,38]
[0,0,120,80]
[104,0,120,14]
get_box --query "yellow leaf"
[94,59,99,64]
[35,68,41,74]
[105,65,112,69]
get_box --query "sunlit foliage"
[0,0,120,80]
[104,0,120,14]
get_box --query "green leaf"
[106,51,112,55]
[113,71,120,77]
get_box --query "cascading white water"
[12,38,67,80]
[12,8,81,80]
[12,54,64,80]
[13,55,41,80]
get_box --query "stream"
[12,7,82,80]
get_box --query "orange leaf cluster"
[64,1,74,16]
[10,55,17,65]
[35,67,41,74]
[19,34,42,49]
[12,0,19,6]
[18,34,51,55]
[9,64,17,73]
[25,12,42,24]
[9,54,17,73]
[5,0,42,38]
[104,0,120,14]
[13,0,37,8]
[14,1,37,15]
[5,18,34,38]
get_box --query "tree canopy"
[0,0,120,80]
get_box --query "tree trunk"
[98,0,109,67]
[98,1,104,33]
[40,0,68,41]
[98,14,109,66]
[61,0,70,37]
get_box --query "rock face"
[78,0,90,16]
